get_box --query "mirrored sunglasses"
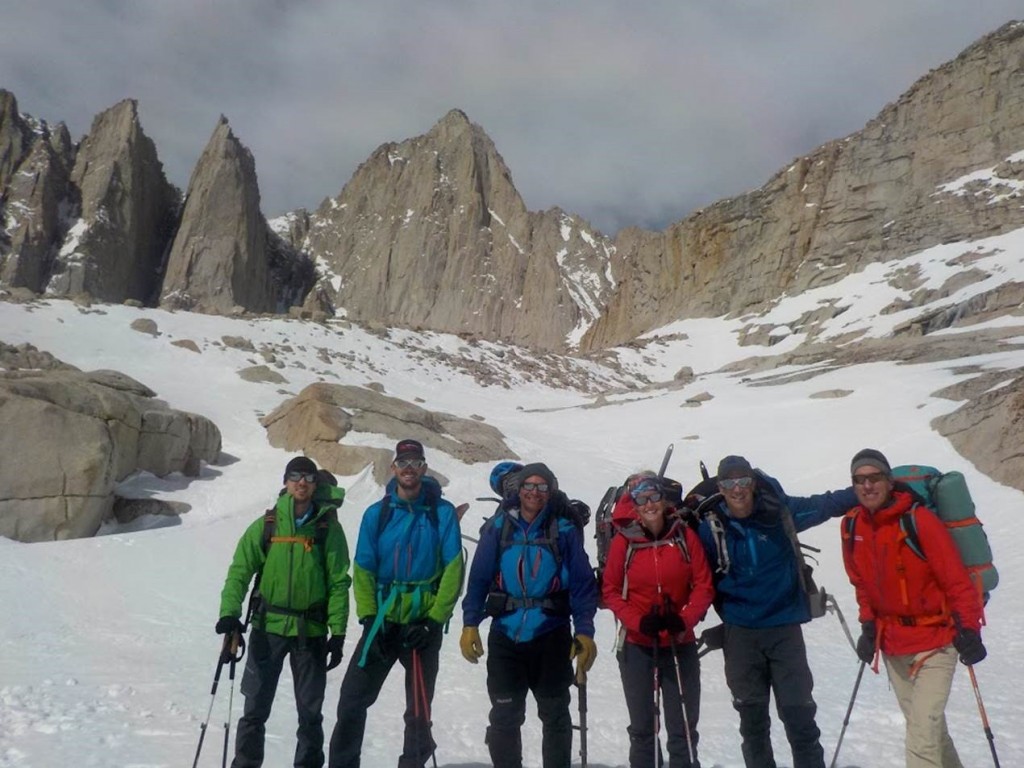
[632,492,664,506]
[521,481,550,493]
[852,472,888,486]
[719,476,754,491]
[395,459,426,470]
[286,471,317,484]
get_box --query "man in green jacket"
[218,456,351,768]
[328,439,465,768]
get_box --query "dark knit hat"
[851,448,892,476]
[517,462,558,493]
[717,455,754,479]
[394,439,425,461]
[284,456,318,482]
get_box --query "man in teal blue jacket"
[328,440,464,768]
[697,455,856,768]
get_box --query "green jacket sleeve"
[352,562,378,621]
[427,551,465,624]
[325,520,352,636]
[219,518,265,619]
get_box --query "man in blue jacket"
[328,440,464,768]
[459,462,598,768]
[697,455,857,768]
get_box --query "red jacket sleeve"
[916,508,984,633]
[841,511,876,624]
[602,533,644,633]
[679,527,714,630]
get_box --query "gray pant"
[232,629,327,768]
[722,622,824,768]
[884,645,964,768]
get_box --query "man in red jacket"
[841,448,986,768]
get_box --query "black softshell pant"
[619,640,702,768]
[723,622,824,768]
[232,629,327,768]
[328,622,441,768]
[485,625,574,768]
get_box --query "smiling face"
[519,474,550,520]
[852,469,894,513]
[633,490,667,535]
[285,472,317,508]
[392,457,427,498]
[718,474,756,519]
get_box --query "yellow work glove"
[570,634,597,684]
[460,626,484,663]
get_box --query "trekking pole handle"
[220,631,245,664]
[658,444,675,478]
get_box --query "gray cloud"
[2,1,1020,234]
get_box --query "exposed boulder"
[932,369,1024,492]
[47,99,179,303]
[261,382,515,482]
[160,117,276,314]
[0,349,221,542]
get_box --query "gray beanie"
[518,462,558,493]
[850,448,892,476]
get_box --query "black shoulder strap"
[261,509,276,555]
[901,506,925,560]
[376,495,393,540]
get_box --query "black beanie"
[284,456,318,482]
[850,448,892,476]
[518,462,558,493]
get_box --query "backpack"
[682,466,827,619]
[843,464,998,604]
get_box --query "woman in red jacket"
[603,478,715,768]
[842,449,986,768]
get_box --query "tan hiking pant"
[883,645,963,768]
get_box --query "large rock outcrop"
[583,21,1024,349]
[0,344,222,542]
[160,117,278,313]
[291,110,614,350]
[261,382,515,483]
[45,99,179,302]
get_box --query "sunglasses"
[632,492,663,506]
[286,471,317,484]
[852,472,888,486]
[395,459,426,470]
[719,476,754,491]
[521,482,550,493]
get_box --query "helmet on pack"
[490,461,524,497]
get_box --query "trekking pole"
[192,631,245,768]
[966,664,1001,768]
[574,680,588,768]
[657,444,675,479]
[220,632,243,768]
[825,593,857,654]
[412,649,439,768]
[667,637,696,766]
[652,641,662,768]
[828,660,865,768]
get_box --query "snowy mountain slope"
[1,259,1023,767]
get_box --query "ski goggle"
[521,482,550,493]
[632,492,664,506]
[286,471,317,484]
[852,472,888,486]
[718,476,754,491]
[395,459,426,470]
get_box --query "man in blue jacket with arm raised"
[697,455,857,768]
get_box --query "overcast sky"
[3,2,1020,235]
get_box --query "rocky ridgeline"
[4,22,1024,350]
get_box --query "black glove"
[663,612,686,635]
[953,628,987,665]
[215,616,244,635]
[359,615,376,628]
[638,610,664,638]
[325,635,345,671]
[856,621,876,664]
[699,623,724,651]
[402,620,440,651]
